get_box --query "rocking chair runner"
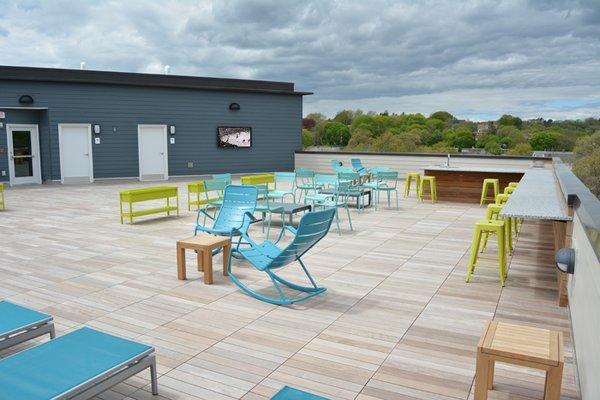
[195,185,258,254]
[228,208,336,305]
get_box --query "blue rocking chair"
[228,208,336,305]
[195,185,258,255]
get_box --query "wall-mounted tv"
[217,127,252,148]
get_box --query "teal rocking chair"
[228,208,336,305]
[195,185,258,255]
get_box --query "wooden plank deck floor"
[0,180,579,400]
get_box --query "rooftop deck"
[0,179,579,399]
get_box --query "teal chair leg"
[334,208,341,235]
[395,190,399,210]
[345,205,353,231]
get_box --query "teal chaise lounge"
[0,326,158,399]
[0,300,55,351]
[271,386,330,399]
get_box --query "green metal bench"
[240,173,274,186]
[119,186,179,224]
[187,181,222,211]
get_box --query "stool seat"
[404,172,420,198]
[503,186,515,195]
[508,182,519,188]
[475,320,564,400]
[480,178,500,205]
[481,203,513,255]
[418,176,437,203]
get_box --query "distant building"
[475,121,496,137]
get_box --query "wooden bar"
[423,168,524,203]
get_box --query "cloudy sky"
[1,0,599,121]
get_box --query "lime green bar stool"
[508,182,519,188]
[503,186,516,195]
[480,178,499,205]
[495,193,510,205]
[480,203,513,255]
[404,172,421,198]
[465,219,507,286]
[418,176,437,203]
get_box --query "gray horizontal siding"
[0,80,302,181]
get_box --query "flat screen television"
[217,127,252,148]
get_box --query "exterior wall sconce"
[18,95,34,104]
[229,103,240,111]
[555,248,575,274]
[170,126,176,135]
[93,124,101,134]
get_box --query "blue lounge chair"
[195,185,258,254]
[0,300,55,351]
[0,326,158,399]
[271,386,330,399]
[228,208,335,305]
[351,158,368,173]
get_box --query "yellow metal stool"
[465,219,507,286]
[0,183,4,210]
[503,186,515,195]
[508,182,519,188]
[480,178,499,205]
[418,176,437,203]
[495,193,510,205]
[404,172,421,198]
[480,203,513,255]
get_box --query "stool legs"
[465,227,483,283]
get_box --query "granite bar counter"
[423,165,526,202]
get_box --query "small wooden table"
[475,321,564,400]
[176,235,231,284]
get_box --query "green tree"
[425,118,445,132]
[506,143,532,156]
[429,111,454,122]
[446,128,475,151]
[484,138,502,155]
[421,130,444,146]
[573,148,600,197]
[497,114,523,129]
[305,113,327,124]
[345,128,373,151]
[476,134,498,149]
[333,110,355,126]
[371,130,420,153]
[301,129,315,148]
[351,115,380,137]
[322,122,351,146]
[529,131,559,150]
[573,132,600,158]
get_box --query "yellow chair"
[0,182,4,210]
[404,172,420,198]
[480,178,499,205]
[495,193,510,205]
[418,176,437,203]
[508,182,519,188]
[503,186,515,195]
[480,203,513,255]
[465,219,507,286]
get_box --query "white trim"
[5,124,42,185]
[57,124,94,184]
[0,106,49,110]
[137,124,168,181]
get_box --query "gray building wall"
[0,80,302,182]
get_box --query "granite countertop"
[499,168,571,221]
[424,165,527,174]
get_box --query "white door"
[137,125,168,181]
[58,124,94,184]
[6,124,42,185]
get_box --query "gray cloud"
[0,0,598,120]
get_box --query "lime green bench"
[240,173,274,186]
[0,183,4,210]
[187,181,222,211]
[119,186,179,224]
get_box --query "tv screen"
[218,127,252,148]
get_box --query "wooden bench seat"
[119,186,178,224]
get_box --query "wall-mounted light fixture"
[229,102,240,111]
[18,95,34,105]
[555,248,575,274]
[93,124,101,134]
[170,125,176,135]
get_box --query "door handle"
[160,152,165,155]
[84,153,89,156]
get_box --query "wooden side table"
[475,321,564,400]
[176,235,231,284]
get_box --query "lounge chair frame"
[0,301,55,351]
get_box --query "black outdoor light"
[18,95,34,104]
[229,102,240,111]
[555,247,575,274]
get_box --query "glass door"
[7,124,41,185]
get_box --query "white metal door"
[58,124,93,184]
[137,125,168,181]
[6,124,42,185]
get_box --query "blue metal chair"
[364,171,400,210]
[306,174,353,235]
[351,158,368,173]
[253,184,285,240]
[267,172,296,202]
[212,173,232,184]
[195,185,258,254]
[337,171,366,211]
[228,208,335,305]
